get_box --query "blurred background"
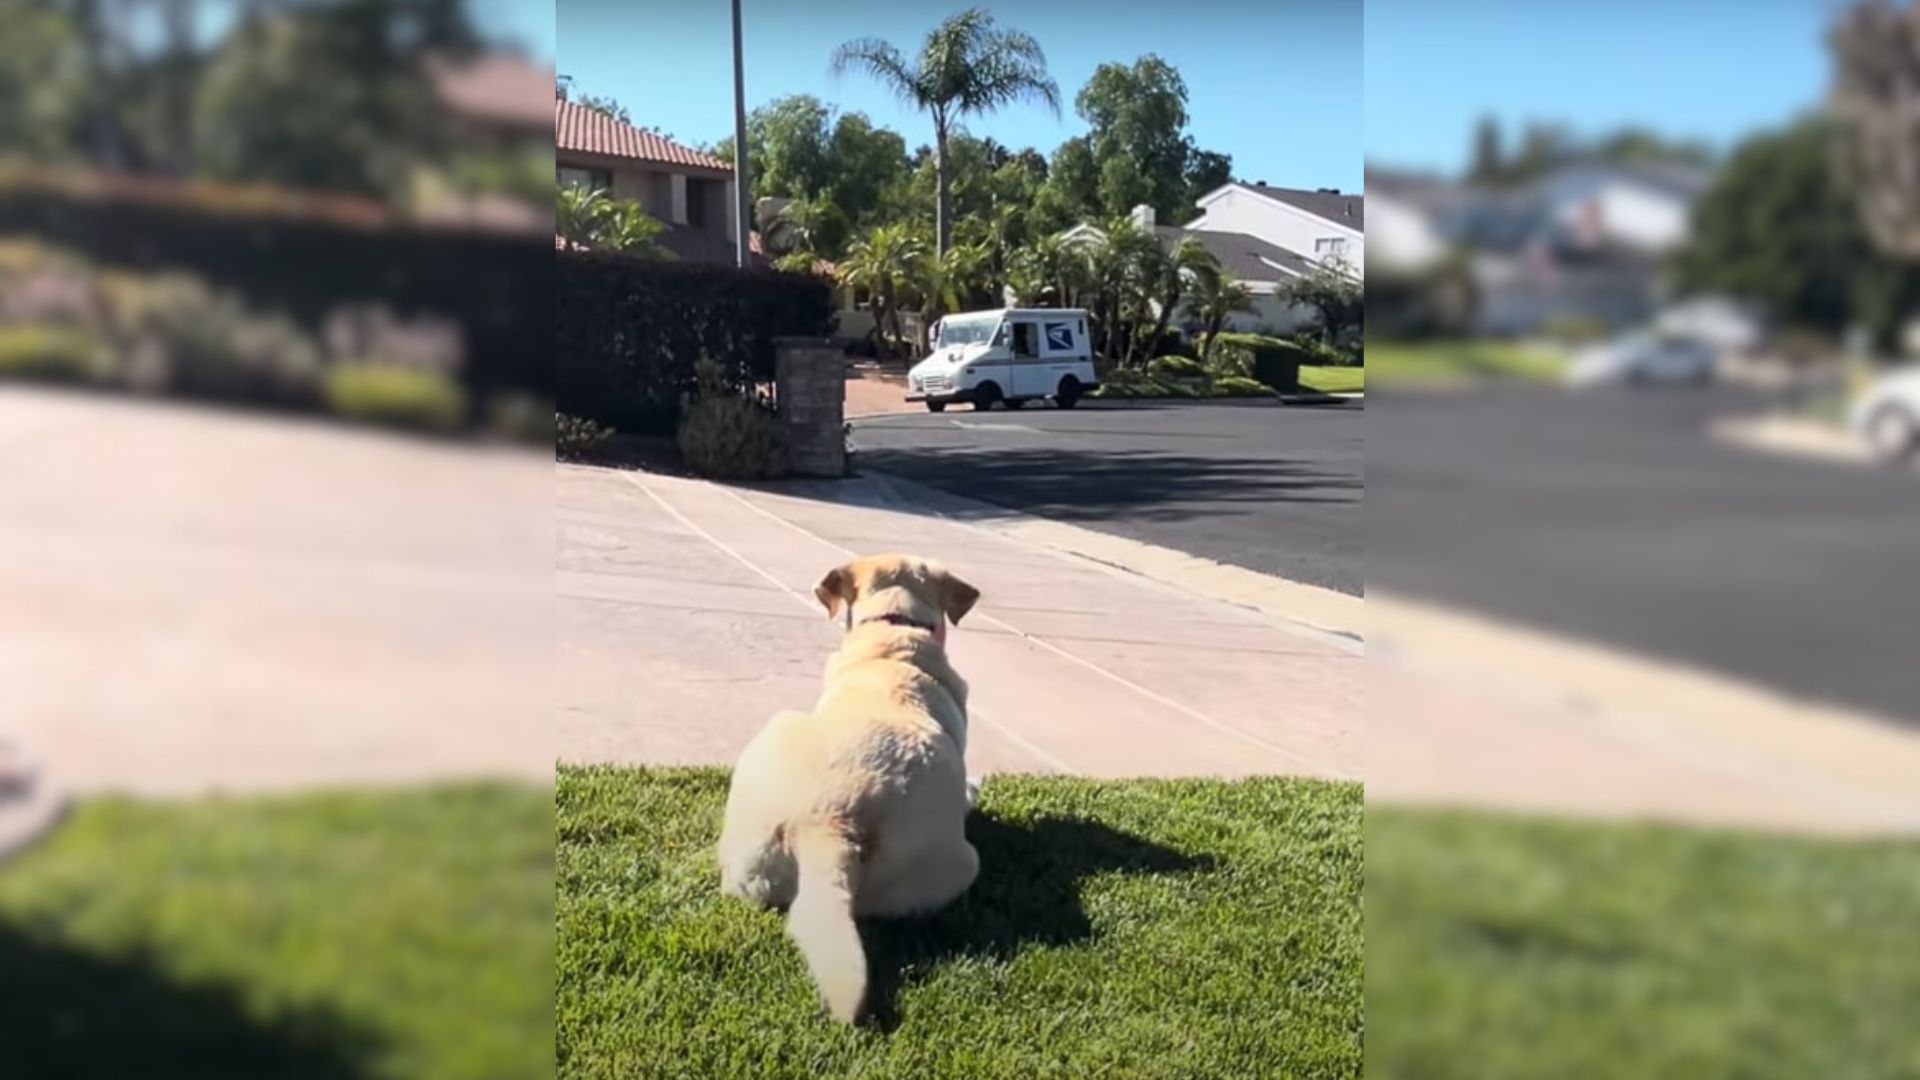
[1365,1,1920,1077]
[0,1,555,1077]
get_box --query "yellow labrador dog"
[717,555,982,1023]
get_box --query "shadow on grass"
[857,812,1215,1031]
[0,924,380,1079]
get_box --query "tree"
[1188,263,1256,363]
[194,0,480,199]
[1142,235,1216,362]
[1469,114,1504,184]
[1283,258,1364,353]
[832,8,1060,255]
[1074,55,1195,221]
[1673,118,1919,352]
[1181,148,1233,215]
[913,240,995,352]
[838,223,929,359]
[1830,0,1920,259]
[556,185,668,258]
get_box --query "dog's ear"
[814,564,854,619]
[939,570,981,626]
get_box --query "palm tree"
[1078,218,1158,360]
[913,240,994,351]
[1188,263,1256,365]
[839,223,928,360]
[556,185,668,258]
[832,9,1059,256]
[1140,236,1216,364]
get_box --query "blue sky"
[555,0,1362,193]
[1366,0,1833,175]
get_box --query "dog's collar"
[857,612,940,633]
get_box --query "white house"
[1366,160,1711,336]
[1187,182,1366,275]
[1057,182,1364,337]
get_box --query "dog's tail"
[787,820,866,1023]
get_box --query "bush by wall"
[322,363,466,432]
[0,176,551,407]
[556,250,832,434]
[1204,333,1306,391]
[0,323,108,382]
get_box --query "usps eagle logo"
[1044,323,1074,351]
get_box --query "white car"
[1848,364,1920,464]
[906,307,1099,412]
[1567,333,1717,387]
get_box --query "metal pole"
[731,0,751,268]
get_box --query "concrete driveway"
[0,387,553,797]
[557,463,1362,780]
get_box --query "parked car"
[1847,364,1920,464]
[1567,333,1717,387]
[1654,297,1767,356]
[906,307,1099,412]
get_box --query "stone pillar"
[774,338,846,477]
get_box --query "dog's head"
[813,555,980,638]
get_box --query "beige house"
[555,99,750,263]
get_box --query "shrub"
[1148,354,1207,379]
[323,363,466,431]
[556,412,614,459]
[556,251,832,435]
[487,395,557,444]
[677,394,789,480]
[0,179,549,406]
[1289,333,1348,367]
[0,324,109,382]
[1206,332,1307,391]
[105,278,325,405]
[1214,375,1276,397]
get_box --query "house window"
[558,166,611,192]
[686,179,710,228]
[1315,237,1348,256]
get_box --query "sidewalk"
[557,463,1362,780]
[0,387,553,798]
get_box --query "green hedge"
[0,323,108,382]
[556,251,833,434]
[1204,333,1306,391]
[0,178,550,406]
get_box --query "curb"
[1708,414,1874,467]
[857,469,1365,644]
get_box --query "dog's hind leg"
[719,827,797,908]
[856,840,979,917]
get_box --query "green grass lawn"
[1367,808,1920,1079]
[1299,365,1365,394]
[1367,341,1566,387]
[557,766,1362,1079]
[0,783,554,1080]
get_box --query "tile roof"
[428,52,554,132]
[555,99,731,172]
[1241,183,1365,230]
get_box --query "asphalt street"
[1370,384,1920,724]
[849,399,1364,596]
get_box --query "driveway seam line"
[623,472,1082,776]
[713,482,1348,781]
